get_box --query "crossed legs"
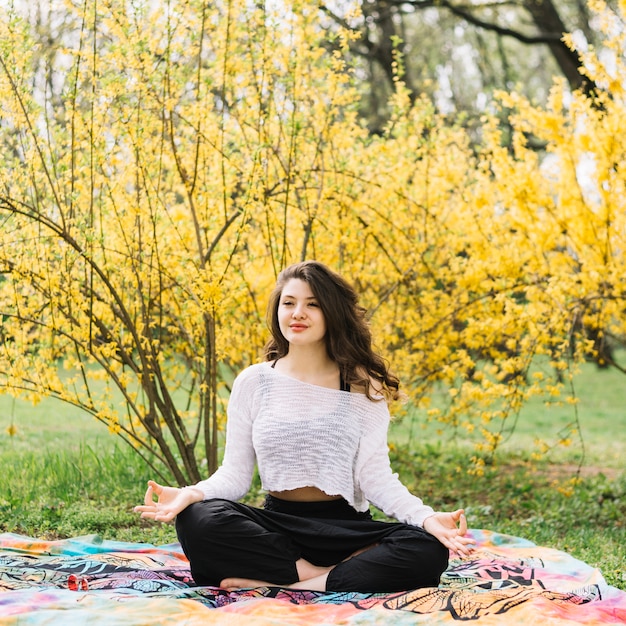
[176,498,449,593]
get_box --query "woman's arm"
[134,367,258,523]
[357,423,437,527]
[192,368,258,500]
[357,402,474,555]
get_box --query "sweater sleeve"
[356,400,436,528]
[193,367,257,501]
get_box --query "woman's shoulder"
[227,362,272,407]
[233,361,271,386]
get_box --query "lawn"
[0,358,624,590]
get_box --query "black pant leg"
[176,498,448,592]
[325,525,449,592]
[176,499,300,586]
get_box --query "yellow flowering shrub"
[0,0,624,482]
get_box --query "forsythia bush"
[0,0,623,482]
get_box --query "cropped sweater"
[194,362,436,528]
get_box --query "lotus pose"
[135,260,474,592]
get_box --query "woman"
[135,261,474,592]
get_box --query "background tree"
[321,0,612,131]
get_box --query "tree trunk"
[525,0,595,95]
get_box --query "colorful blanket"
[0,530,624,625]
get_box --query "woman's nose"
[292,304,306,318]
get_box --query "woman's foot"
[220,577,276,591]
[220,571,332,591]
[220,547,378,592]
[221,558,333,591]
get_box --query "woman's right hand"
[133,480,204,523]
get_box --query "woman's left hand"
[423,509,475,557]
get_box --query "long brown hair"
[264,261,402,401]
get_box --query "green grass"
[0,443,178,545]
[1,394,112,453]
[0,359,624,591]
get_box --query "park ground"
[0,358,624,591]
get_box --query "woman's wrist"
[183,486,204,503]
[422,512,440,532]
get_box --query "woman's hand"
[423,509,475,557]
[133,480,203,523]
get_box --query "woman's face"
[277,278,327,348]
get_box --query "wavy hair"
[264,261,402,402]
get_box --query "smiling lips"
[290,324,308,331]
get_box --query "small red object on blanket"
[67,574,89,591]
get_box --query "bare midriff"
[268,487,342,502]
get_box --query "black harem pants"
[175,495,449,593]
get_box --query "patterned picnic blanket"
[0,529,624,624]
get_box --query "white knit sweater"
[194,362,436,528]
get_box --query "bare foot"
[220,577,274,591]
[221,572,331,591]
[220,549,378,592]
[220,559,334,592]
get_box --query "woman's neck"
[274,347,340,388]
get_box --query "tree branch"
[400,0,563,45]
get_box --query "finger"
[458,512,468,535]
[444,531,475,555]
[454,532,475,545]
[133,504,156,513]
[143,484,154,506]
[137,507,174,522]
[148,480,161,494]
[446,540,467,557]
[450,541,472,557]
[455,537,476,555]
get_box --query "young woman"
[135,261,474,592]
